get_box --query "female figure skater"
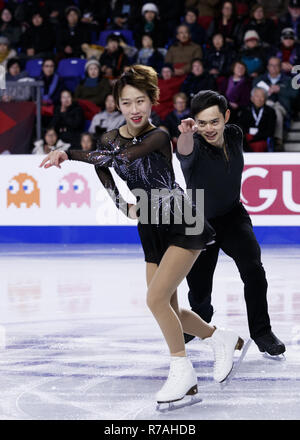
[40,65,244,409]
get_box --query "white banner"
[0,153,300,226]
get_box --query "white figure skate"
[204,328,251,387]
[156,356,202,412]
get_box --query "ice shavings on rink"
[0,244,299,420]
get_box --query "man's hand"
[177,118,198,155]
[178,118,198,135]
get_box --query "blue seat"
[267,137,274,152]
[57,58,86,92]
[25,58,43,78]
[98,29,135,47]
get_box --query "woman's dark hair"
[218,0,236,19]
[113,64,159,106]
[42,57,56,68]
[7,58,22,72]
[191,90,228,117]
[230,60,247,75]
[43,126,58,142]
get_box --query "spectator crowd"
[0,0,300,153]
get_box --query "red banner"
[0,102,36,154]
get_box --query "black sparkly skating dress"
[67,127,215,264]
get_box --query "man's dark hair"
[191,90,228,117]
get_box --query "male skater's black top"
[67,127,215,263]
[176,124,244,220]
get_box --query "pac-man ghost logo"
[7,173,40,208]
[57,172,91,208]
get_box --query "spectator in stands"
[204,32,237,78]
[0,36,16,68]
[275,27,300,75]
[219,60,251,121]
[134,3,167,48]
[181,8,207,46]
[158,0,185,38]
[99,34,129,79]
[136,34,165,73]
[74,58,111,108]
[21,10,56,59]
[240,4,279,46]
[165,24,203,76]
[206,1,240,46]
[152,64,187,120]
[79,132,94,151]
[37,58,64,106]
[50,89,85,146]
[32,127,71,154]
[253,56,298,150]
[185,0,221,21]
[239,86,277,152]
[0,7,22,49]
[164,92,191,147]
[111,0,144,31]
[89,93,125,134]
[78,0,111,33]
[239,30,267,78]
[180,58,217,103]
[0,58,33,102]
[38,1,76,25]
[257,0,289,20]
[279,0,300,40]
[56,5,90,58]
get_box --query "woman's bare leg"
[147,246,215,356]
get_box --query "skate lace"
[161,363,186,392]
[210,339,226,374]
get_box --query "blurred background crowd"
[1,0,300,154]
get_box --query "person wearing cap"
[253,56,298,150]
[239,29,267,78]
[133,2,167,48]
[74,58,111,108]
[275,27,300,74]
[279,0,300,40]
[56,5,90,58]
[240,4,279,47]
[165,24,203,76]
[0,36,16,68]
[21,10,56,59]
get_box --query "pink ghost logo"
[57,172,91,208]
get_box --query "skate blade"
[262,352,286,361]
[220,338,252,390]
[156,395,202,413]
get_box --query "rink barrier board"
[0,225,299,244]
[0,153,300,243]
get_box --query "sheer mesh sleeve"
[66,128,172,216]
[66,128,172,166]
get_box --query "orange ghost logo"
[7,173,40,208]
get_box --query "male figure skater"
[176,90,285,356]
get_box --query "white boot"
[156,356,198,403]
[204,328,244,383]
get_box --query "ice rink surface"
[0,243,299,420]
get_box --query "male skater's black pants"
[187,202,271,340]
